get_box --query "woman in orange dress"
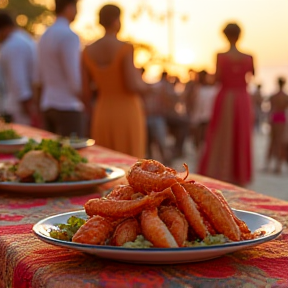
[82,5,148,158]
[198,23,254,186]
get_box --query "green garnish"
[0,129,21,140]
[49,216,86,241]
[185,234,228,247]
[33,171,44,183]
[123,235,153,248]
[16,138,39,159]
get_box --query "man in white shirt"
[0,12,39,125]
[37,0,84,137]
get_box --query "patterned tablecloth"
[0,124,287,288]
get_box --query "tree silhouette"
[3,0,51,34]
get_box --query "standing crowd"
[1,0,287,187]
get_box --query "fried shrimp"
[141,207,178,248]
[158,206,188,247]
[72,215,115,245]
[106,185,136,200]
[171,183,210,239]
[127,159,188,194]
[85,188,173,218]
[110,218,141,246]
[211,189,253,239]
[182,182,242,241]
[72,159,255,248]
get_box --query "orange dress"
[82,44,146,158]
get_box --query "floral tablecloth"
[0,124,288,288]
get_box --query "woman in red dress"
[198,23,254,186]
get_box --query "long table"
[0,124,287,288]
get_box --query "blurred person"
[190,70,218,156]
[160,71,190,158]
[37,0,85,137]
[140,68,170,165]
[263,77,288,174]
[0,12,39,126]
[198,23,254,186]
[182,68,197,118]
[251,83,264,132]
[81,4,149,158]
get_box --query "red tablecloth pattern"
[0,125,288,288]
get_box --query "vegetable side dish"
[0,120,21,141]
[0,139,107,183]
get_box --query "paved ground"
[247,132,288,200]
[159,130,288,201]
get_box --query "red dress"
[197,52,254,186]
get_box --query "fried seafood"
[111,218,141,246]
[158,206,188,247]
[182,182,242,241]
[106,185,136,200]
[72,215,115,245]
[211,189,253,239]
[71,159,256,248]
[141,207,178,248]
[171,183,210,239]
[127,159,188,194]
[16,150,59,182]
[85,188,174,218]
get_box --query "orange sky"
[37,0,288,94]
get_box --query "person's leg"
[43,109,57,134]
[54,110,85,137]
[274,124,285,173]
[153,117,170,165]
[263,123,275,172]
[174,117,189,158]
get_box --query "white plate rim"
[0,164,125,193]
[0,136,29,146]
[32,209,283,254]
[61,138,96,150]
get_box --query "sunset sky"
[43,0,288,95]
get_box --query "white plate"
[0,136,29,153]
[0,164,125,195]
[61,138,95,150]
[33,209,282,264]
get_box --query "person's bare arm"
[81,53,93,116]
[122,44,148,94]
[214,54,221,83]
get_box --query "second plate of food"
[0,136,29,153]
[0,164,125,194]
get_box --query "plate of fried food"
[0,120,28,153]
[0,139,125,194]
[33,159,283,264]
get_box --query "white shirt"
[191,85,218,125]
[37,17,83,111]
[0,29,37,124]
